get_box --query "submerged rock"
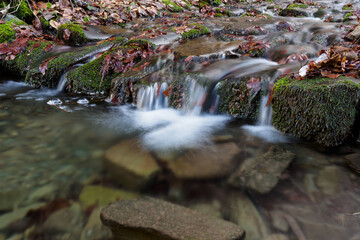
[272,77,360,147]
[80,207,112,240]
[316,165,350,195]
[79,185,139,208]
[104,139,161,190]
[101,197,245,240]
[159,142,240,180]
[229,193,269,240]
[228,146,295,194]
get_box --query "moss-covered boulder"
[1,0,34,23]
[162,0,183,12]
[1,41,55,76]
[57,23,88,46]
[279,5,309,17]
[272,77,360,147]
[180,23,211,40]
[217,77,261,119]
[26,39,122,88]
[0,20,16,43]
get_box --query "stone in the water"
[189,200,223,219]
[228,146,295,194]
[269,210,289,233]
[229,193,269,240]
[41,203,84,237]
[101,197,245,240]
[80,207,112,240]
[79,185,139,208]
[161,142,240,180]
[104,139,161,190]
[316,165,350,195]
[0,188,29,211]
[0,202,45,230]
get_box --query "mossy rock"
[162,0,183,12]
[1,0,34,23]
[279,8,309,17]
[1,41,54,76]
[217,77,260,119]
[57,23,88,46]
[272,77,360,147]
[0,21,16,43]
[25,38,124,88]
[180,23,211,40]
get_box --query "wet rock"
[316,165,350,195]
[228,146,295,194]
[264,234,289,240]
[222,25,267,36]
[279,8,309,17]
[27,184,57,203]
[79,185,139,208]
[269,210,289,232]
[101,197,245,240]
[41,203,84,237]
[57,23,89,46]
[345,25,360,43]
[0,202,45,230]
[104,139,160,190]
[276,22,294,32]
[229,193,269,240]
[0,188,29,211]
[80,207,112,240]
[160,142,240,180]
[272,77,360,147]
[189,200,223,219]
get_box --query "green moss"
[343,12,353,22]
[123,39,155,50]
[342,4,353,10]
[0,21,16,43]
[162,0,182,12]
[279,8,308,17]
[288,3,307,9]
[1,41,54,76]
[14,0,34,23]
[180,23,211,40]
[40,17,50,30]
[57,23,87,46]
[217,78,260,119]
[25,38,125,88]
[213,0,222,6]
[272,76,360,146]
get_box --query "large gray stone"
[101,197,245,240]
[104,139,161,190]
[228,146,295,194]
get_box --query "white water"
[258,94,273,126]
[137,82,169,110]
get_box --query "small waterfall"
[57,71,69,92]
[258,94,272,126]
[137,82,169,111]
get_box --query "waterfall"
[258,94,272,126]
[136,82,169,111]
[57,71,69,92]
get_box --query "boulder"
[228,146,295,194]
[229,193,269,240]
[101,197,245,240]
[316,165,350,195]
[104,139,161,190]
[272,77,360,147]
[160,142,240,180]
[79,185,139,208]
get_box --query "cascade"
[136,82,169,111]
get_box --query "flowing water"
[1,3,360,240]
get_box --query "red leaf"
[184,55,193,62]
[44,43,55,52]
[320,70,341,79]
[39,56,56,75]
[246,77,261,92]
[163,85,173,97]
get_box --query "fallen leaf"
[320,70,340,79]
[39,56,57,75]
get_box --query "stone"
[316,165,350,195]
[79,185,139,208]
[27,184,57,203]
[189,200,223,219]
[269,210,289,232]
[0,202,45,230]
[264,234,289,240]
[104,139,161,190]
[229,193,269,240]
[0,188,29,211]
[345,26,360,42]
[272,77,360,147]
[80,207,112,240]
[162,142,240,180]
[41,203,84,238]
[228,146,295,194]
[101,197,245,240]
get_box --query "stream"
[1,1,360,240]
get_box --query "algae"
[57,23,88,46]
[180,23,211,40]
